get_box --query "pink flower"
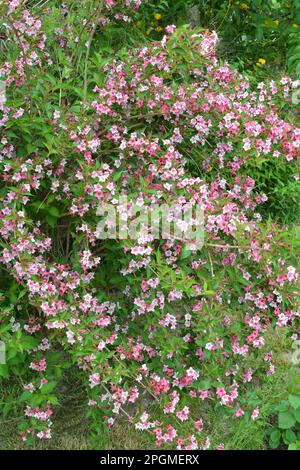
[176,406,190,422]
[89,373,101,388]
[234,408,245,417]
[251,408,260,421]
[195,419,203,432]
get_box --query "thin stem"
[83,1,104,104]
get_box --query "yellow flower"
[256,62,262,67]
[273,19,279,26]
[154,13,162,20]
[239,2,249,9]
[258,58,266,65]
[156,26,163,33]
[146,29,151,36]
[292,23,299,28]
[136,20,142,27]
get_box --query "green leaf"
[275,401,289,412]
[284,429,297,444]
[19,390,34,402]
[181,245,191,259]
[47,206,60,217]
[294,408,300,422]
[289,395,300,409]
[269,428,281,449]
[46,214,57,227]
[20,336,40,350]
[288,443,298,450]
[47,395,59,405]
[278,411,296,429]
[26,143,37,154]
[2,402,13,418]
[0,364,9,378]
[40,381,57,394]
[6,346,18,360]
[270,429,281,443]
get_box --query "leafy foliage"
[267,369,300,449]
[190,0,300,79]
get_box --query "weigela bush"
[0,0,299,449]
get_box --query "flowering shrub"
[0,0,299,449]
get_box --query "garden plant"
[0,0,299,451]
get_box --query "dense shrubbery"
[137,1,300,80]
[0,0,299,450]
[187,1,300,79]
